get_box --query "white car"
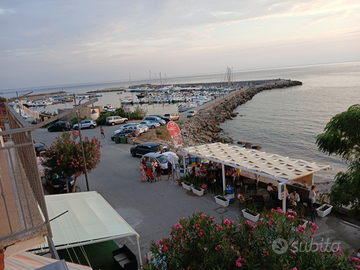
[139,120,160,129]
[114,124,145,134]
[72,120,97,129]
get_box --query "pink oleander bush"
[142,209,359,270]
[40,130,102,192]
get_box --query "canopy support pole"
[136,236,142,267]
[282,183,287,213]
[222,163,225,192]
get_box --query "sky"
[1,0,360,91]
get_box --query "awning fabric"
[183,143,330,181]
[5,252,91,270]
[44,191,140,249]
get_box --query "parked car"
[187,110,197,118]
[139,120,160,129]
[105,116,128,126]
[143,116,165,126]
[34,142,47,156]
[141,152,169,174]
[111,130,137,141]
[114,124,145,134]
[73,120,97,130]
[149,115,168,124]
[130,142,162,157]
[47,121,72,132]
[44,173,80,194]
[163,114,179,121]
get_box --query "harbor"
[7,79,285,119]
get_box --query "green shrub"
[70,116,86,126]
[130,106,147,120]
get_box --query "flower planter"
[182,182,192,191]
[191,187,204,196]
[242,209,260,223]
[214,196,229,207]
[316,204,333,218]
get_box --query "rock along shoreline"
[178,79,302,148]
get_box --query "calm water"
[222,61,360,175]
[3,61,359,174]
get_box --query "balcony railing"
[0,103,51,249]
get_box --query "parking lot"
[33,124,242,259]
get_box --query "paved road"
[33,123,360,263]
[34,126,243,259]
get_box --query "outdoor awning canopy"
[183,143,330,182]
[42,191,141,264]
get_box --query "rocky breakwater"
[179,80,302,147]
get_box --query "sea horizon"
[1,60,359,98]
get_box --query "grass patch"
[175,121,183,125]
[156,125,171,140]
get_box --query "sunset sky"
[1,0,359,90]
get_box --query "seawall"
[178,80,302,147]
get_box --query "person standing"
[152,159,157,174]
[155,161,162,181]
[309,185,319,209]
[167,160,172,181]
[100,127,105,139]
[140,162,147,182]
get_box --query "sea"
[2,61,359,178]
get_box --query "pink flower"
[287,215,294,221]
[236,257,242,267]
[204,248,207,251]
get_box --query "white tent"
[182,143,330,211]
[43,191,142,266]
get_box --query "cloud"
[0,0,359,89]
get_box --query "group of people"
[267,182,319,209]
[140,157,173,182]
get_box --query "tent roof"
[44,191,139,250]
[183,143,330,181]
[5,252,91,270]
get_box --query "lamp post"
[73,94,90,191]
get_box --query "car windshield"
[156,155,168,163]
[189,111,194,113]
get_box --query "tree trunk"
[71,176,78,193]
[66,177,70,193]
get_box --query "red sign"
[167,121,182,148]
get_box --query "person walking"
[100,127,105,139]
[167,160,172,181]
[155,161,162,181]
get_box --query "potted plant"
[242,198,260,222]
[181,174,193,191]
[191,178,204,196]
[316,192,333,218]
[214,187,229,207]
